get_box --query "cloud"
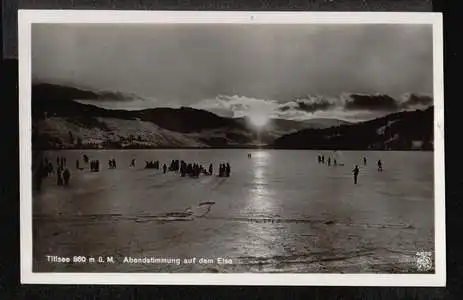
[191,92,433,122]
[32,82,145,103]
[96,91,142,102]
[279,96,336,113]
[343,93,399,111]
[192,95,280,118]
[76,98,157,110]
[399,93,433,109]
[192,94,345,121]
[314,108,388,122]
[276,107,319,121]
[341,93,433,112]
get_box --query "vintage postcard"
[19,10,445,286]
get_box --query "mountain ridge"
[31,82,433,150]
[273,106,433,151]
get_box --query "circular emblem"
[416,252,432,272]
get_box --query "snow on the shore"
[37,117,207,148]
[376,120,398,135]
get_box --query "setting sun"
[248,114,270,128]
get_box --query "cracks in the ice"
[36,212,415,230]
[234,246,415,266]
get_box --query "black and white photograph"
[19,11,445,285]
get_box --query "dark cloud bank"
[189,93,433,122]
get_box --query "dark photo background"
[2,0,462,299]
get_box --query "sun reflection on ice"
[244,150,282,257]
[247,150,274,214]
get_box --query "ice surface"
[33,149,434,273]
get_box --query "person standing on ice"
[208,163,213,176]
[352,165,359,184]
[226,163,231,177]
[56,167,63,186]
[63,168,71,186]
[219,163,225,177]
[363,157,367,166]
[377,160,383,172]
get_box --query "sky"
[31,23,434,122]
[4,0,433,58]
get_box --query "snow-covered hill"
[35,117,207,149]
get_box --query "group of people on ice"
[36,150,389,193]
[90,160,100,172]
[352,157,383,184]
[317,154,342,166]
[35,156,71,190]
[138,158,230,178]
[76,155,100,172]
[108,159,117,169]
[317,153,384,185]
[179,161,212,177]
[71,154,232,179]
[37,154,105,189]
[140,159,231,178]
[218,163,231,177]
[52,156,71,186]
[144,160,160,169]
[56,166,71,186]
[168,160,181,172]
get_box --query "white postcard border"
[19,10,445,286]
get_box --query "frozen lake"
[33,149,434,273]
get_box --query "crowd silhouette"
[145,160,160,169]
[317,153,384,185]
[55,154,232,180]
[34,156,71,190]
[90,160,100,172]
[219,163,231,177]
[34,151,384,192]
[108,159,117,169]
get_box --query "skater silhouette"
[377,160,383,172]
[63,168,71,186]
[352,165,359,184]
[56,168,63,186]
